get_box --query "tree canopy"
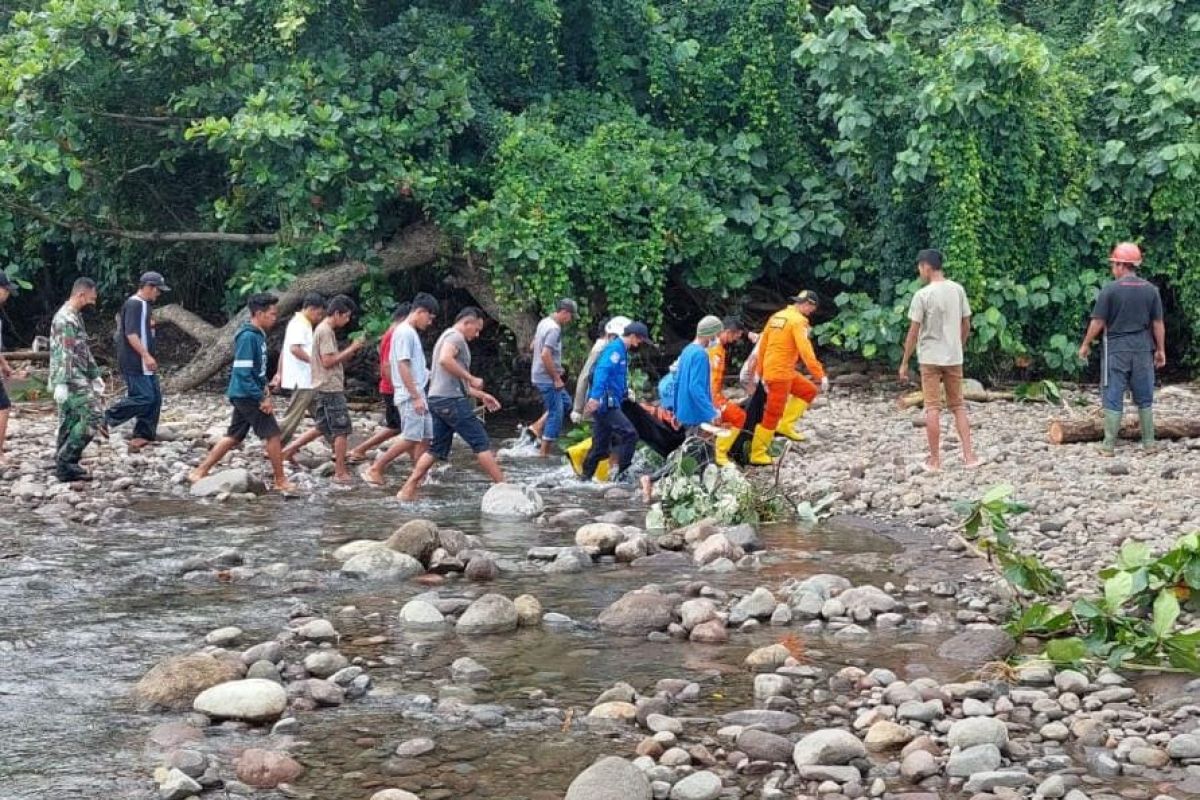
[1,0,1197,373]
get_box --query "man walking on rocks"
[348,301,412,465]
[898,248,979,472]
[580,321,653,483]
[0,270,28,464]
[531,298,578,457]
[104,271,168,452]
[188,293,296,493]
[397,306,504,502]
[1077,241,1166,454]
[361,294,439,486]
[49,277,106,482]
[272,292,325,442]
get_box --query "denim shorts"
[397,397,433,442]
[429,396,490,459]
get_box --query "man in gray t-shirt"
[529,298,577,456]
[899,249,979,472]
[397,307,506,502]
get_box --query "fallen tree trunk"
[896,388,1014,409]
[1048,417,1200,444]
[1,350,49,361]
[160,221,446,392]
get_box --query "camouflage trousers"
[56,391,104,477]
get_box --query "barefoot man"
[189,293,296,493]
[898,248,979,472]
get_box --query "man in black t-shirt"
[1078,242,1166,454]
[104,271,169,450]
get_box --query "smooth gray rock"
[598,589,674,635]
[456,594,519,635]
[720,710,801,733]
[193,679,287,722]
[963,771,1035,792]
[669,770,721,800]
[399,599,445,629]
[736,729,793,763]
[480,483,544,519]
[792,729,867,766]
[159,767,203,800]
[341,549,423,581]
[564,756,652,800]
[947,716,1009,750]
[947,743,1002,777]
[190,469,265,498]
[937,627,1015,666]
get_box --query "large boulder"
[937,628,1015,667]
[341,549,424,581]
[565,756,652,800]
[575,523,626,555]
[480,483,544,519]
[234,749,304,788]
[399,599,446,630]
[597,589,674,635]
[838,585,898,615]
[792,574,851,601]
[132,652,246,710]
[190,468,266,498]
[386,519,440,562]
[456,594,519,635]
[792,729,867,766]
[947,717,1009,750]
[692,533,743,566]
[193,679,288,723]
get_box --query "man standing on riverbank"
[348,301,412,465]
[49,278,106,482]
[361,294,439,486]
[750,290,826,464]
[0,270,28,464]
[290,294,365,484]
[104,271,168,453]
[189,293,295,493]
[531,298,578,457]
[1077,242,1166,454]
[397,306,504,502]
[898,248,979,472]
[273,293,325,443]
[580,321,652,483]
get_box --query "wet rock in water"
[692,533,743,566]
[247,660,280,682]
[158,767,203,800]
[303,651,348,678]
[744,644,792,671]
[631,551,690,568]
[576,522,626,555]
[596,681,637,704]
[936,627,1015,666]
[464,554,499,582]
[332,539,386,563]
[234,748,304,788]
[737,729,794,763]
[386,519,440,562]
[306,678,345,706]
[754,674,793,701]
[205,626,243,646]
[900,749,939,782]
[720,710,800,733]
[721,523,762,553]
[549,508,591,527]
[615,536,650,563]
[165,749,206,778]
[480,482,544,519]
[680,598,718,630]
[669,770,722,800]
[133,651,247,710]
[193,678,288,723]
[190,468,266,498]
[597,589,674,635]
[1168,733,1200,759]
[451,657,491,683]
[792,729,867,766]
[837,585,898,616]
[394,737,435,757]
[865,720,914,752]
[399,599,446,629]
[456,593,519,635]
[296,618,338,643]
[514,594,543,626]
[963,770,1035,792]
[732,587,778,621]
[793,573,852,600]
[679,518,720,544]
[565,756,652,800]
[589,701,638,722]
[947,743,1002,776]
[341,548,424,581]
[689,619,728,643]
[947,716,1009,750]
[370,791,420,800]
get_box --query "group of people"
[0,239,1169,491]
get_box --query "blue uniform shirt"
[588,337,628,411]
[673,342,718,426]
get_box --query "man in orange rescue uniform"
[707,316,752,466]
[751,290,827,465]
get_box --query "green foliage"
[646,444,787,529]
[1013,379,1063,405]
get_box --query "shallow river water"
[1,434,982,800]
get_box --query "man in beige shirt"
[898,248,979,472]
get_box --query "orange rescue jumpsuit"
[707,340,747,430]
[755,306,824,430]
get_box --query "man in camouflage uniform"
[49,277,106,482]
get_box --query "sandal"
[358,465,384,486]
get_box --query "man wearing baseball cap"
[579,321,651,482]
[530,297,578,457]
[0,270,27,463]
[750,289,827,464]
[104,270,169,451]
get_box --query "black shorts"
[228,399,280,442]
[0,380,10,411]
[314,391,352,439]
[382,392,401,431]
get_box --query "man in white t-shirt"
[361,293,438,486]
[272,292,325,442]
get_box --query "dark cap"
[556,298,578,315]
[139,271,171,291]
[0,270,18,295]
[623,321,653,343]
[791,289,820,306]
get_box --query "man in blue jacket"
[672,315,722,429]
[188,293,297,493]
[580,321,652,482]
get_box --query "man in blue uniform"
[580,321,652,482]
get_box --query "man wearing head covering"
[104,271,169,452]
[671,315,722,429]
[579,322,652,482]
[530,298,578,456]
[751,290,827,464]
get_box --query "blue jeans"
[581,406,637,479]
[429,396,491,459]
[535,383,572,441]
[1103,350,1154,412]
[105,372,161,440]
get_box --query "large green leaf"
[1104,571,1134,610]
[1153,589,1181,639]
[1045,637,1088,665]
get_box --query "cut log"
[1048,417,1200,444]
[896,387,1014,409]
[0,350,49,361]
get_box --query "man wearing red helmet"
[1078,242,1166,454]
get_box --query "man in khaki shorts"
[898,248,980,472]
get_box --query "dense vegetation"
[1,1,1196,374]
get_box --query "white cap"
[604,315,633,337]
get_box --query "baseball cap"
[139,271,171,291]
[556,298,578,314]
[0,270,18,295]
[623,321,653,344]
[791,289,820,306]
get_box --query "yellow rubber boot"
[566,437,609,481]
[713,430,738,467]
[749,425,776,466]
[776,396,808,441]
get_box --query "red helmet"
[1109,242,1142,266]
